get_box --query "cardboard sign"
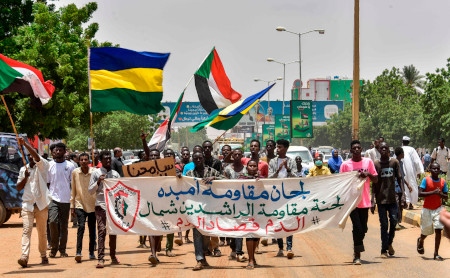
[122,157,176,177]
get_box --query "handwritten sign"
[104,172,364,237]
[122,157,176,177]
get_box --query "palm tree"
[401,65,424,93]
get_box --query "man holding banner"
[268,139,298,259]
[184,151,223,271]
[340,140,378,265]
[88,151,121,268]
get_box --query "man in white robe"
[401,136,424,209]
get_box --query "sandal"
[417,238,424,255]
[111,257,120,265]
[434,254,443,261]
[246,262,254,270]
[185,237,193,244]
[166,250,176,257]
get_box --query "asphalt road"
[1,210,448,278]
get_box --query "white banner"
[104,172,364,237]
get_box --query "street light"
[266,58,299,115]
[253,77,282,109]
[276,27,325,99]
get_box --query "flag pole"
[87,42,95,164]
[212,130,228,145]
[1,95,28,166]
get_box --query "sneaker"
[75,253,82,263]
[17,257,28,268]
[388,245,395,256]
[193,261,203,271]
[174,238,183,246]
[41,256,49,265]
[229,251,237,260]
[276,249,284,257]
[261,238,268,246]
[287,250,294,259]
[237,254,247,262]
[96,260,104,268]
[89,253,96,260]
[166,250,176,257]
[353,257,361,265]
[380,252,389,258]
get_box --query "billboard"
[291,100,313,138]
[161,100,343,126]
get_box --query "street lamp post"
[253,77,282,109]
[266,58,299,115]
[276,27,325,99]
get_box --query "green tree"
[170,127,208,150]
[66,112,162,151]
[0,2,112,139]
[0,0,34,54]
[420,58,450,146]
[401,64,424,92]
[325,104,353,149]
[359,68,423,146]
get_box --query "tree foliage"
[322,67,424,149]
[402,64,424,90]
[420,58,450,145]
[170,127,208,150]
[0,2,112,139]
[0,0,34,54]
[66,112,162,151]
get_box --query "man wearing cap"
[401,136,424,209]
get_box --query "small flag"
[148,91,184,152]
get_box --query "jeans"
[277,235,293,251]
[377,203,398,253]
[75,209,96,255]
[21,206,48,259]
[95,206,117,261]
[229,238,244,255]
[48,200,70,254]
[193,228,209,261]
[350,208,369,253]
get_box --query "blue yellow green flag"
[89,47,170,115]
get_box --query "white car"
[286,146,314,173]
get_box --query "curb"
[402,208,421,227]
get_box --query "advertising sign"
[291,100,313,138]
[274,115,291,142]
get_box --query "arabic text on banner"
[104,172,364,237]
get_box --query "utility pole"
[352,0,360,140]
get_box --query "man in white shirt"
[364,139,380,162]
[48,142,76,258]
[17,138,51,267]
[430,138,449,175]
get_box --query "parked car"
[0,132,29,226]
[286,146,314,170]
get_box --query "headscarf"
[327,149,342,173]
